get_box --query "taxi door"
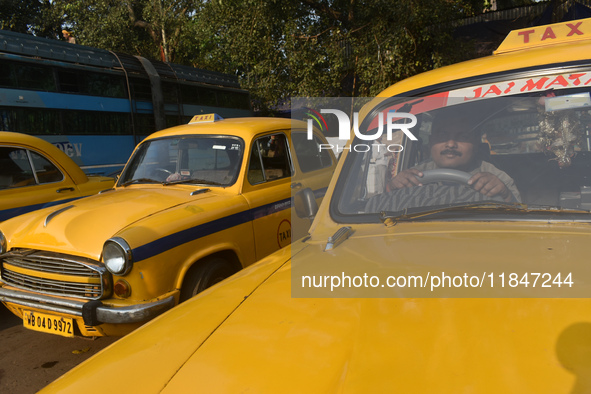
[289,129,336,240]
[241,131,295,261]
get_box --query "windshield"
[332,71,591,221]
[119,136,243,187]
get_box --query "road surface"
[0,304,119,393]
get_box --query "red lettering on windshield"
[503,82,515,94]
[521,77,549,92]
[482,85,502,97]
[465,87,482,100]
[545,75,569,88]
[568,73,586,86]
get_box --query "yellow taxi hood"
[42,223,591,392]
[1,186,227,259]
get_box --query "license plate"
[23,310,74,337]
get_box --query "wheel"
[180,258,236,301]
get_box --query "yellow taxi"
[40,19,591,392]
[0,131,114,221]
[0,115,335,337]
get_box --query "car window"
[119,136,243,186]
[247,133,292,184]
[30,151,64,183]
[0,147,63,189]
[291,132,333,173]
[332,69,591,222]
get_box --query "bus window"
[0,60,16,88]
[16,63,56,91]
[217,90,250,109]
[84,72,125,98]
[130,78,152,101]
[58,70,80,93]
[197,87,218,106]
[162,82,179,104]
[0,108,61,135]
[180,84,200,105]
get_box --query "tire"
[180,258,236,302]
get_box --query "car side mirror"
[294,187,318,221]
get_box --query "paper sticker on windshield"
[545,93,591,111]
[448,72,591,105]
[212,145,226,150]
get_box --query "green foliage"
[188,0,487,111]
[0,0,60,37]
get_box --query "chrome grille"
[0,249,112,300]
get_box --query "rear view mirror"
[294,188,318,220]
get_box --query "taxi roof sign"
[495,18,591,55]
[189,113,224,124]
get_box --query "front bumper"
[0,287,175,326]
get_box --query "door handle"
[56,187,75,193]
[290,182,302,189]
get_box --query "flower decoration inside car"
[539,110,583,168]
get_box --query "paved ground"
[0,304,119,393]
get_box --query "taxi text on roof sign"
[189,113,224,124]
[495,17,591,54]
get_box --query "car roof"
[378,18,591,98]
[145,117,308,141]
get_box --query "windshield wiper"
[379,201,591,225]
[162,178,223,186]
[120,178,161,187]
[381,201,524,220]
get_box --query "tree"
[45,0,196,62]
[189,0,488,112]
[0,0,61,37]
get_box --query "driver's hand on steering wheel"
[165,173,182,182]
[468,172,512,202]
[389,168,424,189]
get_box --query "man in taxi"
[388,116,521,203]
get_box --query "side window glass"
[248,133,292,184]
[291,133,333,173]
[0,147,35,189]
[247,142,264,184]
[30,151,64,184]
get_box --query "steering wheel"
[417,169,472,185]
[151,168,172,181]
[366,168,506,213]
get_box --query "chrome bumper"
[0,287,175,326]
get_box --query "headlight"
[102,237,133,276]
[0,231,6,254]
